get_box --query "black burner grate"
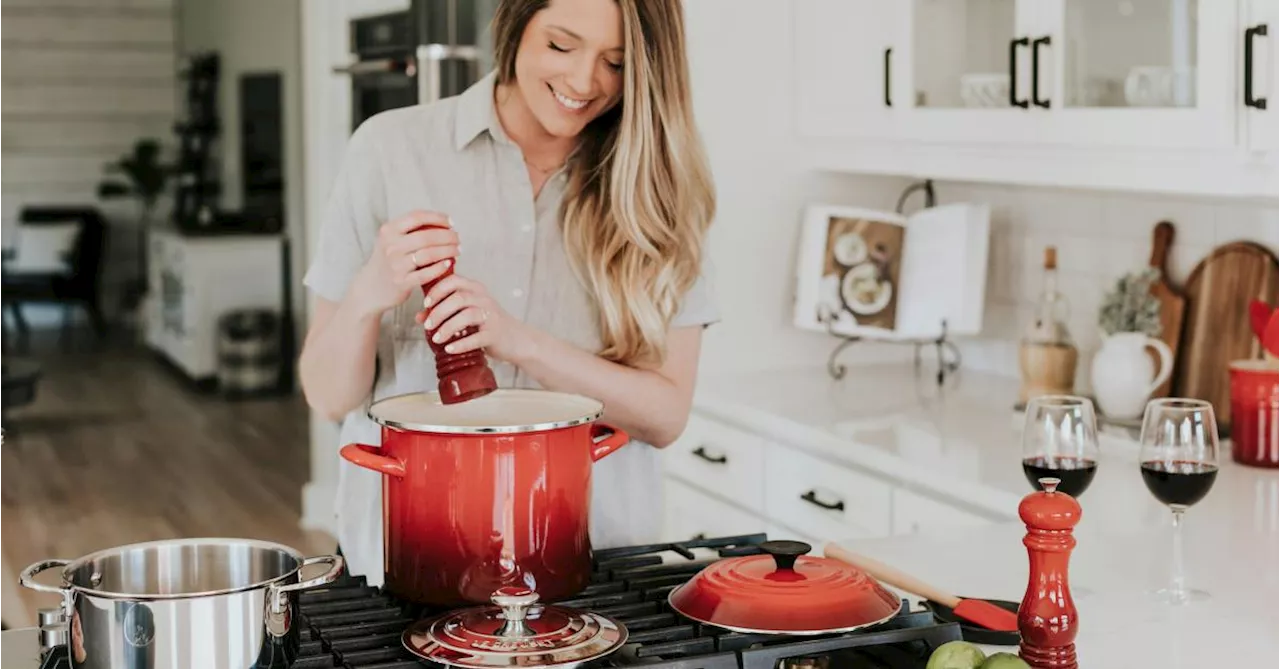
[35,534,964,669]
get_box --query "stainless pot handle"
[269,555,344,613]
[20,559,73,619]
[20,559,71,595]
[264,555,344,638]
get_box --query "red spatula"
[1266,311,1279,359]
[1249,300,1269,347]
[824,542,1019,632]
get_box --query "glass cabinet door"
[1043,0,1236,149]
[902,0,1044,143]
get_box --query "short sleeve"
[670,249,721,329]
[303,122,386,303]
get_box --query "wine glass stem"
[1170,506,1187,601]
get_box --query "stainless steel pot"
[19,537,344,669]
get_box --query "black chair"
[2,206,109,348]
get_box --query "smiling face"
[508,0,625,139]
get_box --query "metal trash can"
[216,309,281,397]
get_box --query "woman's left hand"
[417,274,532,363]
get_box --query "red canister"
[339,389,628,605]
[1228,360,1279,468]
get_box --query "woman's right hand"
[349,210,460,318]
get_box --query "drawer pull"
[691,446,727,464]
[800,489,845,512]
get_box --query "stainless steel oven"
[336,0,496,129]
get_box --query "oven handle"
[416,44,484,105]
[332,58,413,76]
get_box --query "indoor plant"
[97,138,174,312]
[1091,268,1174,419]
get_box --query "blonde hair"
[493,0,715,368]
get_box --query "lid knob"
[490,587,539,638]
[760,540,810,571]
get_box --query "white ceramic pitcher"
[1091,332,1173,420]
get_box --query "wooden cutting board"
[1173,242,1279,431]
[1147,221,1185,398]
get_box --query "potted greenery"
[1090,268,1174,419]
[97,138,173,312]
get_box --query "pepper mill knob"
[1018,477,1082,669]
[416,224,497,405]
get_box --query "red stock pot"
[339,389,628,606]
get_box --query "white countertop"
[694,363,1280,667]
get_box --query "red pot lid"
[667,540,901,634]
[402,587,627,668]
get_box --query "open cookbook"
[792,202,991,341]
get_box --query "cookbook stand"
[819,180,962,386]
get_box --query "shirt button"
[521,224,533,233]
[512,288,525,298]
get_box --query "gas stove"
[16,533,965,669]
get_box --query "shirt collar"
[453,70,512,150]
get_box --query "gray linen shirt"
[304,71,719,586]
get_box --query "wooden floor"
[1,334,333,626]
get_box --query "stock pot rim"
[369,388,605,435]
[57,537,308,601]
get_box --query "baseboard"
[300,481,338,536]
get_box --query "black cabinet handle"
[1009,37,1029,108]
[1245,24,1268,110]
[883,47,892,107]
[691,446,727,464]
[800,489,845,512]
[1031,35,1051,108]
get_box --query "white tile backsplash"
[940,180,1279,390]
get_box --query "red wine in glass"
[1140,460,1218,507]
[1022,455,1098,497]
[1021,396,1101,499]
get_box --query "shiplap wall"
[1,0,178,322]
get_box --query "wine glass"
[1021,395,1100,498]
[1138,398,1220,605]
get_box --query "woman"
[299,0,717,586]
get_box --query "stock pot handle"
[20,559,73,619]
[264,555,346,637]
[340,443,406,478]
[590,423,630,461]
[19,559,71,595]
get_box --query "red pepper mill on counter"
[1018,476,1081,669]
[419,225,497,404]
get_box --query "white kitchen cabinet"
[763,441,893,541]
[792,0,907,141]
[663,414,767,514]
[1036,0,1240,150]
[790,0,1276,197]
[660,476,767,544]
[899,0,1046,145]
[1244,0,1276,154]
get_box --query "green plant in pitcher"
[1098,267,1162,337]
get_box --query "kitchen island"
[678,362,1279,667]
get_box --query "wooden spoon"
[824,542,1018,632]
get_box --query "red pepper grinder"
[1018,476,1081,669]
[417,226,497,404]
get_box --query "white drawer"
[661,476,767,543]
[891,488,996,536]
[764,442,893,541]
[663,413,766,513]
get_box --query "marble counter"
[694,363,1279,667]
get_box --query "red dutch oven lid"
[667,540,901,634]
